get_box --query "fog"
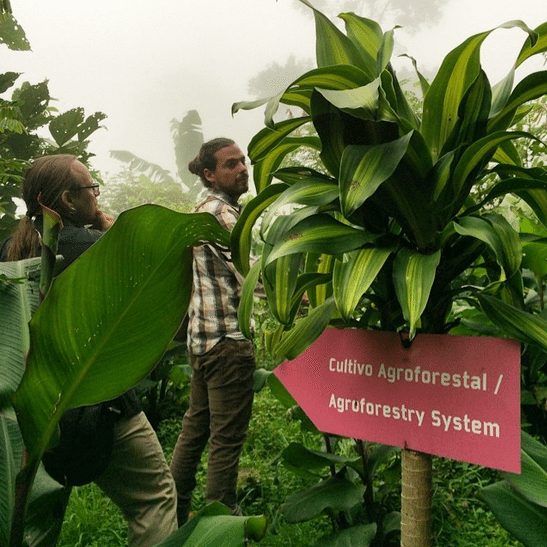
[3,0,547,178]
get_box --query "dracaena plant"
[232,2,547,359]
[231,1,547,545]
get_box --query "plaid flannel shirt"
[187,190,247,355]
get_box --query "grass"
[58,385,524,546]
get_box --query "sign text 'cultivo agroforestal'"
[274,329,521,473]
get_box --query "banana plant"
[1,204,266,547]
[232,1,547,544]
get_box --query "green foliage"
[0,11,30,51]
[481,432,547,547]
[231,3,547,546]
[1,205,269,547]
[0,75,107,239]
[99,167,194,217]
[233,2,547,363]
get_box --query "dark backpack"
[42,402,121,486]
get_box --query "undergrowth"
[58,385,523,546]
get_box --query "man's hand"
[91,211,116,232]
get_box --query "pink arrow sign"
[274,328,521,473]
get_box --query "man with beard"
[170,138,256,525]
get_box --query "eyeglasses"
[75,183,100,196]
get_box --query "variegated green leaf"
[265,214,375,266]
[478,294,547,352]
[400,53,430,96]
[454,214,521,279]
[248,117,311,162]
[264,252,304,325]
[237,260,262,339]
[261,178,338,231]
[488,71,547,133]
[450,131,535,208]
[339,132,412,217]
[262,65,371,128]
[317,81,381,120]
[393,248,441,340]
[441,69,491,156]
[377,27,398,74]
[253,137,320,193]
[515,21,546,67]
[422,31,489,161]
[231,96,270,116]
[333,246,394,321]
[298,0,363,69]
[339,12,383,81]
[273,297,337,361]
[305,253,334,308]
[231,183,288,275]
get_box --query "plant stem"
[401,449,432,547]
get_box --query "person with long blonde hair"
[1,154,178,547]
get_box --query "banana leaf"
[13,205,230,469]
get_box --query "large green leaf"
[340,12,383,81]
[264,214,375,266]
[273,297,336,362]
[0,258,41,408]
[248,118,311,163]
[48,108,85,147]
[441,69,491,156]
[0,413,17,547]
[515,21,547,67]
[237,260,262,340]
[298,0,363,69]
[264,252,304,326]
[13,205,230,465]
[421,31,488,161]
[282,442,361,473]
[449,131,536,212]
[478,294,547,352]
[502,431,547,507]
[155,502,267,547]
[393,249,441,340]
[258,65,371,128]
[333,246,393,321]
[488,71,547,133]
[481,480,547,547]
[250,134,320,193]
[282,474,365,523]
[261,177,339,231]
[339,132,412,217]
[231,183,288,275]
[454,214,521,280]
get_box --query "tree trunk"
[401,449,432,547]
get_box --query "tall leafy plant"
[1,205,266,546]
[232,1,547,544]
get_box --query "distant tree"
[99,167,193,217]
[171,109,204,189]
[295,0,448,30]
[109,109,205,209]
[248,55,314,98]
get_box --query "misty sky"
[3,0,547,179]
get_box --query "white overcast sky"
[3,0,547,178]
